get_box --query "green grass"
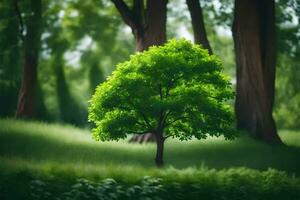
[0,118,300,177]
[0,118,300,199]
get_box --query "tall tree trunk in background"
[232,0,282,144]
[16,0,42,118]
[0,0,21,116]
[89,63,104,94]
[186,0,212,54]
[54,53,81,125]
[111,0,167,51]
[112,0,167,142]
[134,0,167,51]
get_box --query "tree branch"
[135,120,146,127]
[111,0,140,31]
[165,116,189,127]
[165,74,183,97]
[164,135,172,140]
[126,99,152,130]
[140,111,153,129]
[158,84,164,100]
[161,110,171,127]
[14,0,24,41]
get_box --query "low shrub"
[25,168,300,200]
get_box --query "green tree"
[89,39,235,166]
[110,0,168,142]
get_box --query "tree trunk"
[16,0,42,118]
[89,63,104,94]
[135,0,167,51]
[186,0,212,54]
[129,133,156,143]
[15,55,37,117]
[54,53,83,125]
[155,131,164,167]
[232,0,282,144]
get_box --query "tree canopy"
[89,39,235,165]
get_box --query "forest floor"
[0,118,300,199]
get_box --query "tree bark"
[232,0,282,144]
[135,0,167,51]
[155,131,164,167]
[186,0,212,54]
[16,0,42,118]
[112,0,167,51]
[129,133,156,143]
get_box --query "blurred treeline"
[0,0,299,128]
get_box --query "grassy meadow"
[0,118,300,199]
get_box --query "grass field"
[0,118,300,199]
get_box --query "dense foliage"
[89,39,235,142]
[2,168,300,200]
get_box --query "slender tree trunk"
[89,63,104,94]
[186,0,212,54]
[16,0,42,118]
[53,54,80,125]
[232,0,282,144]
[155,131,164,167]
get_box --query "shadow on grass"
[1,121,300,175]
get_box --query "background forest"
[1,0,299,129]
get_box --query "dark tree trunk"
[135,0,167,51]
[186,0,212,54]
[155,131,164,167]
[232,0,282,144]
[16,0,42,118]
[15,54,37,117]
[112,0,167,142]
[112,0,167,51]
[129,133,156,143]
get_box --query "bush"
[26,168,300,200]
